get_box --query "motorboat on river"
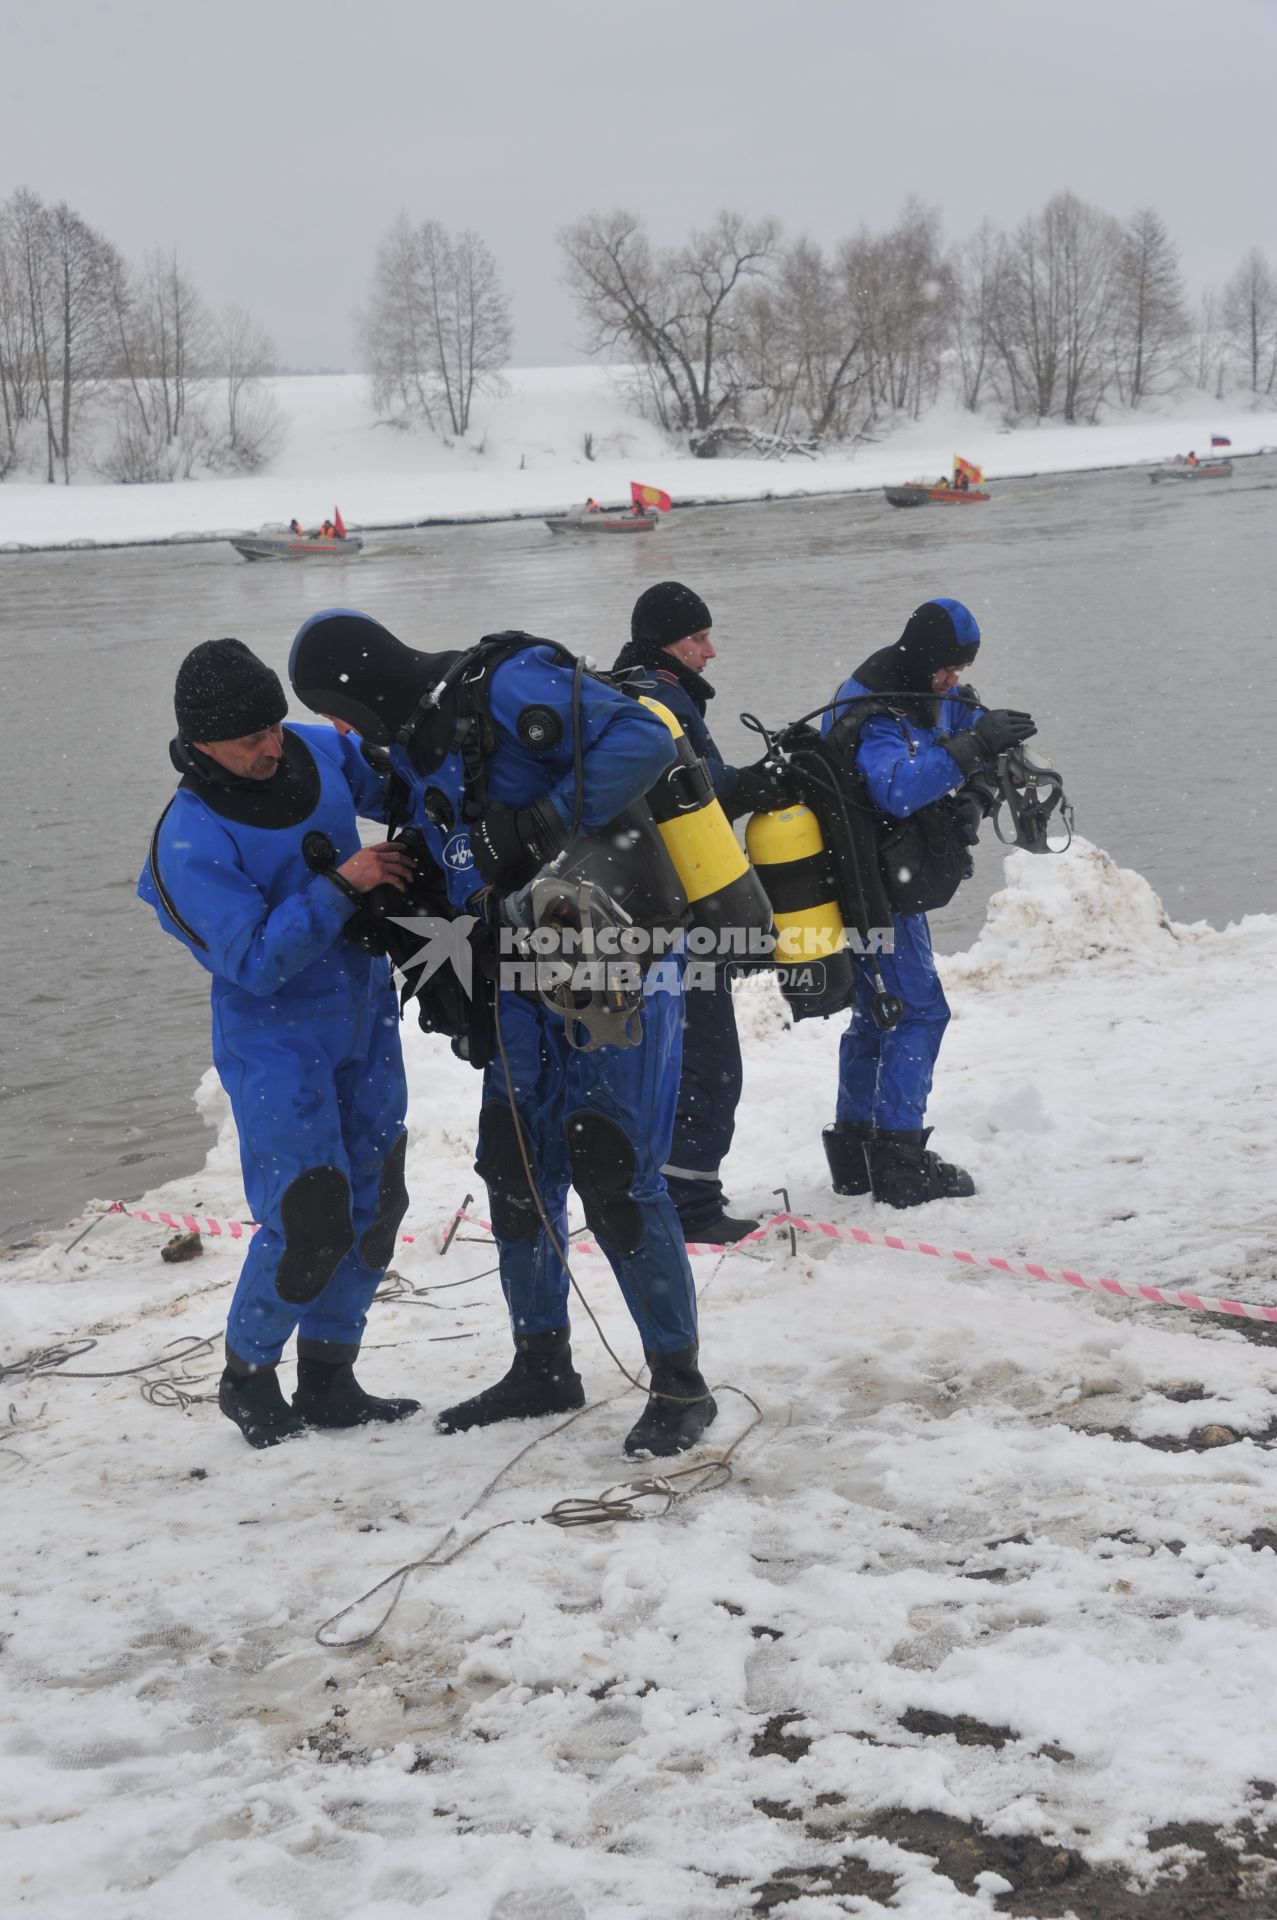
[883,481,989,507]
[231,509,363,561]
[545,507,657,535]
[1149,457,1233,483]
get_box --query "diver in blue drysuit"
[818,599,1037,1208]
[138,638,421,1449]
[288,611,719,1458]
[612,581,789,1244]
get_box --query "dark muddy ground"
[740,1717,1277,1917]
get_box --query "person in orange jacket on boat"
[583,498,601,513]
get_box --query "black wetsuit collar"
[612,636,716,715]
[169,729,322,828]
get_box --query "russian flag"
[1211,435,1231,448]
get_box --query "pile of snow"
[1,842,1275,1916]
[946,839,1194,982]
[1,368,1272,552]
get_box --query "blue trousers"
[218,982,409,1367]
[835,913,950,1132]
[477,968,698,1355]
[661,965,743,1229]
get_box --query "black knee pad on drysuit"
[566,1112,642,1256]
[275,1165,355,1304]
[475,1101,540,1242]
[358,1131,409,1270]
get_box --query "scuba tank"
[638,696,772,951]
[743,719,900,1029]
[745,803,856,1019]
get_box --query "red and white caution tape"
[767,1211,1277,1326]
[101,1201,1277,1326]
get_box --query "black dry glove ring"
[471,796,567,889]
[319,867,363,910]
[944,730,986,778]
[727,756,795,821]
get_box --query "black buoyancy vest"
[822,704,973,916]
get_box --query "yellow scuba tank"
[639,697,772,950]
[745,803,856,1018]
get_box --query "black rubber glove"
[945,709,1036,775]
[726,756,795,821]
[974,708,1036,756]
[952,769,999,847]
[471,796,566,889]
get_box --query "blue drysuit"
[620,662,745,1232]
[822,678,980,1131]
[382,643,701,1356]
[138,725,409,1369]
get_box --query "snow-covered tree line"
[560,196,1277,452]
[0,188,283,484]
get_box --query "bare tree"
[1,190,118,482]
[560,208,777,444]
[837,203,952,423]
[1222,249,1277,395]
[953,221,1011,412]
[214,304,282,470]
[992,193,1120,421]
[1111,207,1188,406]
[1191,288,1228,397]
[364,216,512,436]
[46,200,118,482]
[101,248,218,481]
[738,236,868,442]
[0,198,41,474]
[365,215,442,426]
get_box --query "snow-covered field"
[1,368,1272,553]
[3,842,1276,1917]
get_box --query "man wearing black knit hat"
[139,638,425,1449]
[614,582,788,1244]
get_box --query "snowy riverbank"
[1,368,1273,553]
[2,841,1276,1916]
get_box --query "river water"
[2,462,1274,1244]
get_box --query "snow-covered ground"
[1,368,1272,552]
[3,841,1276,1917]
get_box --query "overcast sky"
[7,0,1275,370]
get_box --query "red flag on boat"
[333,505,347,540]
[630,481,672,512]
[1210,436,1231,448]
[953,455,983,487]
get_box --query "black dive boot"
[435,1327,584,1435]
[623,1347,718,1458]
[219,1364,307,1450]
[683,1211,760,1245]
[292,1354,421,1429]
[823,1121,874,1196]
[868,1127,975,1209]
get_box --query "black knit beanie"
[174,639,287,743]
[630,581,712,651]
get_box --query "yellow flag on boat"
[630,481,673,511]
[953,455,983,487]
